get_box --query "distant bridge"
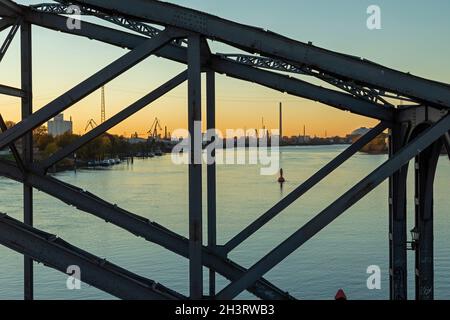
[0,0,449,300]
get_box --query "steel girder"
[216,114,450,299]
[388,122,409,300]
[16,7,394,123]
[0,27,183,150]
[413,132,443,300]
[21,20,34,300]
[187,35,203,299]
[31,2,396,107]
[39,71,187,170]
[31,1,187,48]
[0,0,22,16]
[0,114,25,172]
[71,0,450,108]
[0,16,20,62]
[217,54,399,107]
[0,213,185,300]
[0,83,24,97]
[0,17,15,31]
[206,70,217,297]
[221,122,388,254]
[0,0,447,301]
[0,160,294,300]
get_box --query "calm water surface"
[0,145,449,299]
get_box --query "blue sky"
[1,0,449,137]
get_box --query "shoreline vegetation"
[6,121,438,173]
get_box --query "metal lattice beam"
[216,114,450,299]
[0,17,14,32]
[18,8,394,122]
[71,0,450,108]
[217,54,401,106]
[0,16,20,63]
[31,1,187,47]
[0,28,182,150]
[31,2,399,106]
[0,83,25,97]
[0,0,22,16]
[0,160,294,300]
[0,213,185,300]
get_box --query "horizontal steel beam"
[74,0,450,108]
[39,70,187,170]
[0,28,180,150]
[209,57,393,121]
[0,114,25,172]
[0,17,14,32]
[0,0,21,16]
[222,122,388,254]
[0,83,25,97]
[0,160,294,300]
[21,8,393,122]
[0,16,20,63]
[216,114,450,299]
[0,213,184,300]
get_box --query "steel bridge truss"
[0,0,449,300]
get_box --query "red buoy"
[278,168,285,183]
[335,289,347,300]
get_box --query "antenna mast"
[101,86,106,123]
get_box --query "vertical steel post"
[388,123,408,300]
[414,140,441,300]
[21,21,33,301]
[206,70,216,297]
[188,35,203,299]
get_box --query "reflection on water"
[0,145,449,300]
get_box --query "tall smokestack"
[279,102,283,141]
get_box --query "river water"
[0,145,449,300]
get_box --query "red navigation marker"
[335,289,347,300]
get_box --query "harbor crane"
[85,119,98,132]
[148,117,162,140]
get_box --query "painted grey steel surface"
[21,20,33,300]
[33,2,399,107]
[187,35,203,299]
[206,70,217,297]
[74,0,450,108]
[0,29,180,150]
[0,213,185,300]
[414,140,442,300]
[0,84,24,97]
[217,115,450,299]
[388,123,409,300]
[1,0,449,300]
[0,17,15,31]
[0,16,19,62]
[0,160,294,300]
[21,8,394,122]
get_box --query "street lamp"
[408,227,420,251]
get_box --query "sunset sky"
[1,0,449,138]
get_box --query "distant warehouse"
[48,114,73,137]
